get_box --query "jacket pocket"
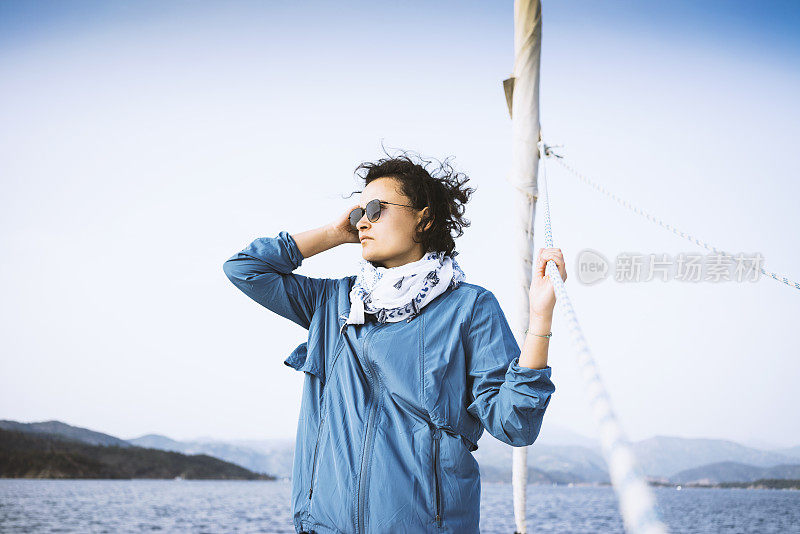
[431,427,443,528]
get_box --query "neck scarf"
[343,250,466,326]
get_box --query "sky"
[1,0,798,449]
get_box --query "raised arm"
[223,226,342,329]
[222,206,362,329]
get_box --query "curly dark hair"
[343,146,476,257]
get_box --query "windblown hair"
[344,146,476,257]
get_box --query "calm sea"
[1,479,798,533]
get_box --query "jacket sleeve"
[222,230,337,330]
[464,290,555,447]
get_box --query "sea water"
[1,479,798,533]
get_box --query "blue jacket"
[223,231,555,534]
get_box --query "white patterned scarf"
[344,250,466,326]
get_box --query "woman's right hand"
[327,203,362,245]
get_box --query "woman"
[223,152,566,534]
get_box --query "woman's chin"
[361,250,385,266]
[361,243,378,258]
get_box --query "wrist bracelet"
[524,327,552,338]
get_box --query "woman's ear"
[419,207,433,232]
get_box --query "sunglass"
[349,198,418,228]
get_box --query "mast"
[503,3,671,533]
[503,1,542,533]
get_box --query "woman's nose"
[357,214,370,230]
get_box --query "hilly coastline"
[0,427,274,480]
[2,419,799,489]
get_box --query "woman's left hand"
[529,247,567,319]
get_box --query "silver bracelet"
[524,327,552,338]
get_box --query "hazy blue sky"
[1,0,798,449]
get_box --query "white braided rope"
[546,148,800,291]
[530,139,670,533]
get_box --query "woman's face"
[356,177,429,269]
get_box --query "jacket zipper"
[432,427,442,527]
[356,321,386,534]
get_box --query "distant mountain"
[126,433,185,451]
[737,437,786,450]
[474,433,609,484]
[225,438,297,477]
[528,423,600,449]
[1,421,291,479]
[0,420,132,448]
[772,445,800,461]
[630,435,798,478]
[0,428,275,480]
[127,428,607,484]
[7,419,800,486]
[479,464,558,484]
[126,434,294,479]
[475,430,800,483]
[670,461,800,485]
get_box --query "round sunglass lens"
[349,208,363,228]
[366,199,382,222]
